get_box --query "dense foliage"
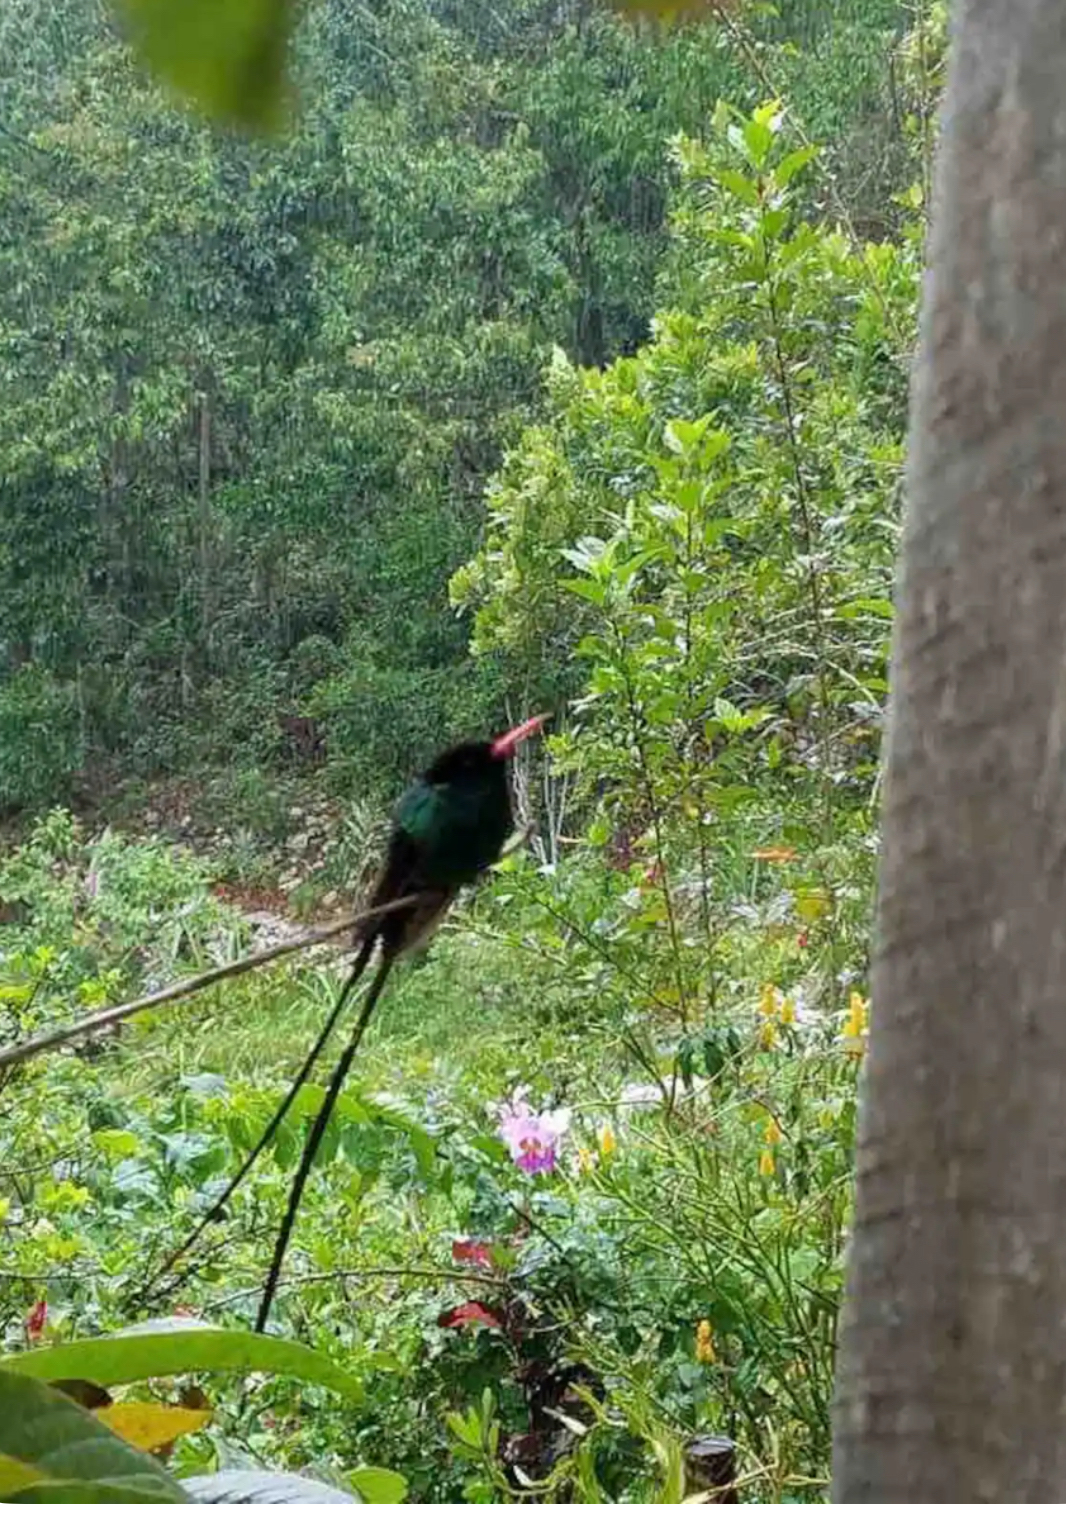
[0,0,943,1505]
[0,0,913,814]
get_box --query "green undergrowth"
[2,818,862,1503]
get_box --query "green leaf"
[446,1407,482,1451]
[365,1098,437,1179]
[713,167,760,206]
[760,208,789,239]
[605,0,724,23]
[663,416,712,455]
[0,1371,187,1504]
[728,118,773,168]
[113,0,299,132]
[1,1323,362,1403]
[650,1428,686,1504]
[560,576,607,607]
[92,1129,141,1162]
[773,144,819,188]
[350,1466,409,1503]
[289,1083,369,1126]
[835,597,895,620]
[575,633,611,661]
[576,1445,606,1503]
[774,277,796,313]
[704,517,742,545]
[560,537,608,574]
[6,1481,183,1504]
[468,1132,509,1163]
[0,1458,46,1495]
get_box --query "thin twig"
[202,1263,503,1313]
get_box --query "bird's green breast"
[393,775,512,887]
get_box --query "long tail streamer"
[255,954,396,1331]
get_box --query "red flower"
[25,1299,47,1342]
[797,930,809,948]
[451,1238,494,1269]
[437,1301,503,1331]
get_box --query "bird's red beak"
[490,713,549,759]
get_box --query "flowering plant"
[496,1088,570,1175]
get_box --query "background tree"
[0,0,912,816]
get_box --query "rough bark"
[833,0,1066,1502]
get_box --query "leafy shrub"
[0,808,244,1019]
[0,667,83,814]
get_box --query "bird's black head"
[424,739,499,786]
[423,715,549,787]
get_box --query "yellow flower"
[779,996,796,1026]
[759,1021,777,1051]
[758,983,779,1018]
[576,1147,596,1175]
[695,1319,716,1364]
[598,1123,617,1159]
[763,1115,783,1147]
[758,1148,776,1178]
[795,887,830,922]
[843,990,868,1038]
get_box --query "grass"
[117,922,586,1107]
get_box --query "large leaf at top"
[1,1323,362,1403]
[0,1371,187,1504]
[112,0,300,131]
[185,1470,357,1503]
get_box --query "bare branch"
[0,895,422,1073]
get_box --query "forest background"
[0,0,940,1504]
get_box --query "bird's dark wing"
[393,775,443,844]
[358,814,453,962]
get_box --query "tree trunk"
[833,0,1066,1502]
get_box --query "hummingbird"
[253,713,548,1329]
[145,716,548,1326]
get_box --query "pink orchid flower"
[496,1090,571,1175]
